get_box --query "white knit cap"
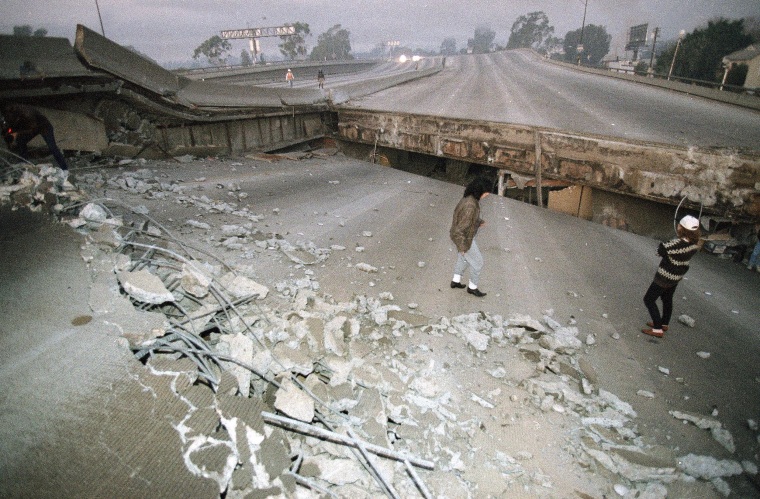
[679,215,699,231]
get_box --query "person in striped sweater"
[642,215,701,338]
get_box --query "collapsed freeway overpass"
[1,24,759,229]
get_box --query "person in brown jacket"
[449,177,491,297]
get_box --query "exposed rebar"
[262,412,434,470]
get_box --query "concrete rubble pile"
[2,160,758,498]
[0,162,83,213]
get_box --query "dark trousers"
[16,125,68,170]
[643,281,677,329]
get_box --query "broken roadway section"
[1,152,759,497]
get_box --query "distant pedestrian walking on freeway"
[285,68,294,87]
[641,215,701,338]
[1,103,68,170]
[317,69,325,89]
[449,177,491,297]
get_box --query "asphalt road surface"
[343,50,760,150]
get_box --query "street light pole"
[577,0,588,65]
[95,0,106,37]
[668,30,685,81]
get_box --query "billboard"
[625,24,648,50]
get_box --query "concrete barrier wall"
[180,60,380,84]
[542,54,760,112]
[154,112,328,157]
[337,109,760,219]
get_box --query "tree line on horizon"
[10,12,759,86]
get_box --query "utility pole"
[577,0,588,65]
[668,30,686,81]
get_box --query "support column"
[497,169,510,197]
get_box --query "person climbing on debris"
[317,69,325,89]
[1,103,69,170]
[449,176,491,297]
[285,68,294,87]
[641,215,701,338]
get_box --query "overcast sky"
[2,0,758,64]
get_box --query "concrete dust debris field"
[1,154,758,498]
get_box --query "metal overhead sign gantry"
[220,26,296,39]
[220,25,297,63]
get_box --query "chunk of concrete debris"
[274,378,314,422]
[669,410,721,430]
[117,269,174,304]
[410,377,440,398]
[613,484,629,496]
[711,427,736,454]
[88,223,121,248]
[464,329,489,351]
[539,326,582,353]
[678,314,695,327]
[218,272,268,299]
[677,454,743,480]
[583,446,677,483]
[181,263,213,298]
[186,219,212,230]
[320,355,355,386]
[355,262,378,273]
[598,389,637,418]
[221,224,249,237]
[669,410,736,453]
[581,378,594,395]
[323,316,347,356]
[80,202,108,223]
[271,343,313,376]
[696,351,710,359]
[217,333,254,397]
[743,460,758,475]
[300,455,365,486]
[507,313,546,333]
